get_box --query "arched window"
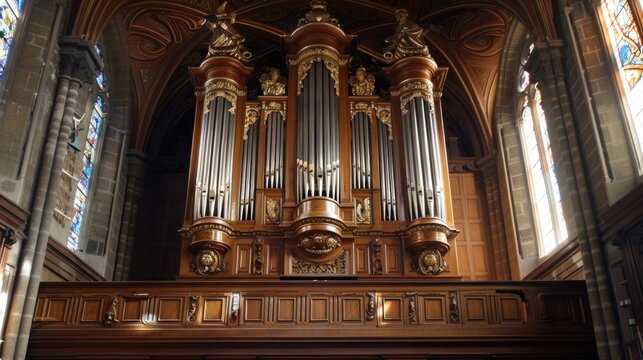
[0,0,24,79]
[67,44,108,250]
[599,0,643,165]
[517,45,568,257]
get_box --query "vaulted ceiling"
[69,0,560,157]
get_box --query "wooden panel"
[243,297,265,323]
[236,243,252,274]
[202,297,226,323]
[380,296,403,322]
[498,297,522,322]
[463,295,487,322]
[355,244,369,274]
[420,295,447,324]
[35,298,70,322]
[309,297,330,322]
[80,298,104,323]
[276,297,297,323]
[267,243,281,274]
[157,297,183,322]
[341,297,363,323]
[122,298,146,322]
[384,242,401,274]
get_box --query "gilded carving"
[449,291,460,323]
[350,101,373,122]
[366,292,375,320]
[192,247,227,275]
[202,1,252,61]
[374,103,393,140]
[259,68,286,96]
[181,222,233,239]
[253,239,263,275]
[243,103,261,140]
[292,251,347,274]
[383,9,430,62]
[415,248,447,275]
[356,197,371,224]
[406,292,417,322]
[265,197,280,224]
[289,47,347,96]
[370,238,383,275]
[102,297,118,326]
[404,222,460,240]
[204,79,245,115]
[188,295,199,323]
[262,101,286,124]
[391,80,433,116]
[349,68,375,96]
[297,233,341,255]
[297,0,339,27]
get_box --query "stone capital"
[58,37,103,83]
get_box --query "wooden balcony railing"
[29,280,597,359]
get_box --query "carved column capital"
[58,37,103,83]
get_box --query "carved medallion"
[297,233,341,255]
[415,248,447,275]
[192,247,227,275]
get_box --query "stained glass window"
[600,0,643,158]
[521,87,568,256]
[0,0,23,80]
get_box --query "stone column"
[112,150,149,280]
[2,37,102,359]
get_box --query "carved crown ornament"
[297,0,339,28]
[349,101,373,122]
[261,100,287,125]
[204,79,245,115]
[288,47,348,96]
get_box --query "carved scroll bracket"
[390,79,434,116]
[366,292,375,320]
[289,47,348,96]
[406,291,417,323]
[374,103,393,140]
[449,291,460,323]
[204,79,246,115]
[252,239,263,275]
[261,100,287,125]
[188,295,200,324]
[244,102,261,140]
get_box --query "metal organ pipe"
[401,97,445,221]
[296,60,340,202]
[377,121,397,221]
[265,112,285,190]
[351,112,372,190]
[193,96,237,220]
[239,121,258,220]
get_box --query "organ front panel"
[179,0,460,279]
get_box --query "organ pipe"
[351,112,372,189]
[264,112,285,189]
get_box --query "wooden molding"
[44,238,105,282]
[524,237,582,280]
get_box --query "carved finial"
[259,68,286,96]
[202,1,252,61]
[298,0,339,27]
[383,9,429,62]
[349,68,375,96]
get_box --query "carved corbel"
[405,219,459,276]
[182,218,233,276]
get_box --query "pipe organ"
[179,1,460,279]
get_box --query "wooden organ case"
[179,1,460,280]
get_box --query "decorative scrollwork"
[188,295,200,323]
[262,101,286,125]
[252,239,263,275]
[370,238,383,275]
[192,247,227,275]
[289,47,347,96]
[366,292,375,320]
[204,79,245,115]
[356,197,371,224]
[406,292,417,322]
[265,197,280,224]
[102,296,118,326]
[244,103,261,140]
[374,103,393,140]
[181,221,233,239]
[297,233,341,255]
[391,80,433,116]
[415,248,447,275]
[350,101,373,122]
[449,291,460,323]
[292,251,347,274]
